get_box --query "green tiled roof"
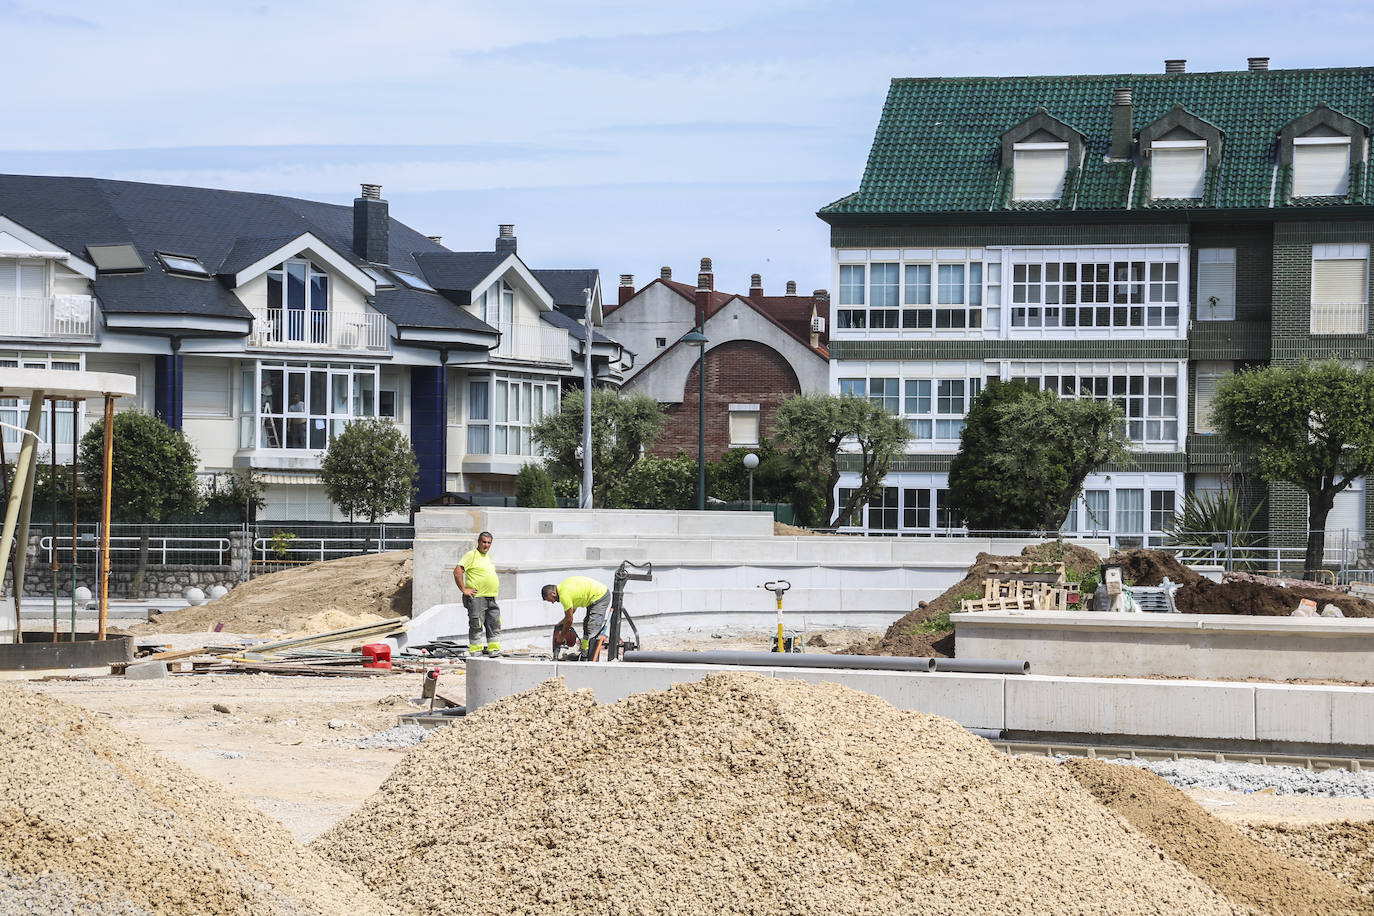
[820,67,1374,216]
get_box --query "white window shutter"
[1196,260,1236,321]
[1193,362,1230,433]
[729,410,760,446]
[0,262,15,297]
[1013,148,1067,200]
[1294,143,1350,197]
[1313,259,1368,303]
[1151,148,1206,198]
[17,262,44,298]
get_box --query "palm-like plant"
[1164,489,1264,568]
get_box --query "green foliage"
[79,411,200,522]
[948,382,1131,532]
[772,394,910,528]
[913,610,953,634]
[515,463,557,508]
[320,419,418,522]
[202,469,266,522]
[1165,489,1264,550]
[607,452,697,509]
[709,441,794,503]
[1213,361,1374,576]
[269,529,297,559]
[530,388,666,507]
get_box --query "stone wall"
[8,530,252,600]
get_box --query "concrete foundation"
[465,658,1374,756]
[952,610,1374,681]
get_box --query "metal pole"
[696,338,706,511]
[748,468,754,512]
[98,395,113,641]
[50,398,57,642]
[0,391,47,644]
[581,287,593,509]
[623,650,938,672]
[71,402,79,641]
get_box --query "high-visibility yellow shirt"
[557,576,607,611]
[458,548,499,598]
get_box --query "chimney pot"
[812,289,829,301]
[699,257,713,273]
[498,224,514,238]
[1165,59,1186,73]
[359,183,382,200]
[750,273,761,285]
[353,188,389,263]
[618,274,635,306]
[786,280,797,296]
[427,235,442,244]
[619,274,634,286]
[1248,57,1270,71]
[495,224,517,255]
[660,266,672,280]
[696,273,711,292]
[1114,88,1132,106]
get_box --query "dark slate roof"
[540,307,614,344]
[820,66,1374,216]
[413,251,507,293]
[531,269,599,310]
[218,235,303,276]
[0,174,477,328]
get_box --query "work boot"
[467,644,486,657]
[483,647,502,658]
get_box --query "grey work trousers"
[580,591,613,650]
[464,595,501,648]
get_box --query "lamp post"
[743,452,759,512]
[580,287,594,509]
[682,329,709,511]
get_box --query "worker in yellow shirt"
[454,531,501,657]
[541,575,610,659]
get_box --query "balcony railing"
[1311,302,1368,335]
[249,307,389,352]
[0,294,96,338]
[493,321,570,364]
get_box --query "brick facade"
[653,340,801,460]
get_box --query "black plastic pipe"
[621,650,937,672]
[934,658,1031,675]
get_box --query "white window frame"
[1292,136,1351,198]
[251,360,377,451]
[1012,142,1069,201]
[1193,361,1231,435]
[1150,139,1207,200]
[728,403,761,447]
[1196,248,1236,321]
[1007,248,1181,331]
[1311,243,1369,336]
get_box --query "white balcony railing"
[0,294,96,338]
[493,321,571,364]
[1311,302,1368,335]
[249,307,389,352]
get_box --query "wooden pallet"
[960,576,1071,612]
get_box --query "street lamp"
[682,328,709,511]
[743,452,759,512]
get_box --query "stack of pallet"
[959,563,1073,612]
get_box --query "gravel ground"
[1089,756,1374,798]
[338,724,432,749]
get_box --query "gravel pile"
[0,685,395,916]
[339,724,432,749]
[315,674,1253,916]
[1243,821,1374,897]
[1098,756,1374,798]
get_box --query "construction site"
[1,504,1372,915]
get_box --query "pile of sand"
[1243,821,1374,897]
[123,550,413,636]
[314,674,1255,915]
[1063,758,1369,916]
[0,685,394,916]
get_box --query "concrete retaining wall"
[953,610,1374,681]
[402,507,1109,652]
[465,658,1374,754]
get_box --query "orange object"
[361,642,392,669]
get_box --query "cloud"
[0,0,97,29]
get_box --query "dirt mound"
[1109,548,1201,585]
[314,674,1250,916]
[1064,758,1368,915]
[1173,577,1374,617]
[123,550,413,636]
[1244,821,1374,897]
[851,541,1104,657]
[773,521,823,536]
[0,684,394,916]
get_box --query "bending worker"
[454,531,501,657]
[541,575,611,657]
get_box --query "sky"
[4,1,1373,301]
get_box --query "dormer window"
[1279,105,1367,202]
[266,259,330,344]
[1012,142,1069,200]
[1293,132,1351,197]
[1150,140,1207,199]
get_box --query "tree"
[515,463,557,508]
[607,452,697,509]
[948,383,1130,533]
[530,389,666,506]
[320,419,418,547]
[79,411,200,597]
[772,394,909,528]
[1212,361,1374,577]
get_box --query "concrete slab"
[464,658,556,710]
[124,661,167,680]
[1005,676,1256,740]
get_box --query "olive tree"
[320,419,418,548]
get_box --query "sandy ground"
[26,630,1374,846]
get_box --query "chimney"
[811,289,829,348]
[1248,57,1270,71]
[426,235,442,245]
[352,183,389,264]
[749,273,763,298]
[785,280,797,296]
[660,266,672,280]
[1164,59,1186,73]
[695,271,712,328]
[1111,88,1134,159]
[495,224,516,255]
[618,274,635,305]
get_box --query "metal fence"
[34,523,239,571]
[251,522,414,565]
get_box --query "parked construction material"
[933,658,1030,674]
[622,649,937,671]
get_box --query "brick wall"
[653,340,801,460]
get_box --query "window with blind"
[1312,245,1369,335]
[728,405,760,446]
[1012,144,1068,200]
[1196,249,1236,321]
[1193,361,1232,434]
[0,260,46,301]
[1293,138,1351,197]
[1150,141,1206,199]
